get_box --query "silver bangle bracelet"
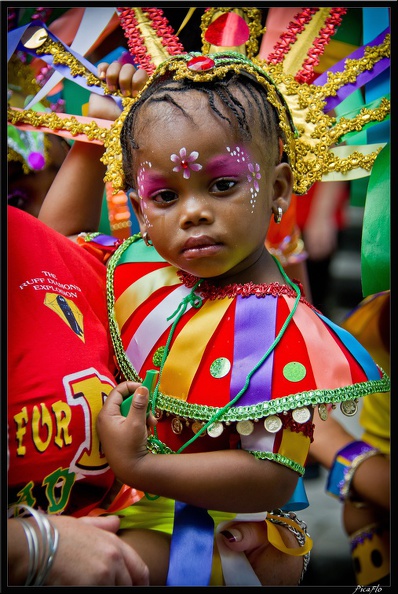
[8,504,59,586]
[18,518,39,586]
[268,509,311,584]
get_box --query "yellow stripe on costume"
[282,8,331,75]
[115,267,180,328]
[279,428,310,469]
[160,298,232,400]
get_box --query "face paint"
[170,147,202,179]
[204,154,247,178]
[137,161,152,200]
[226,146,261,212]
[136,161,153,227]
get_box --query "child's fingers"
[102,381,139,415]
[117,63,137,96]
[97,61,110,80]
[102,61,123,92]
[97,61,148,97]
[131,68,149,96]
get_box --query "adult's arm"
[8,514,149,586]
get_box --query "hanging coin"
[154,408,163,420]
[264,415,282,433]
[292,406,311,423]
[236,420,254,436]
[340,400,358,417]
[192,421,206,436]
[318,403,328,421]
[171,417,183,434]
[207,421,224,438]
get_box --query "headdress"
[7,6,390,197]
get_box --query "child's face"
[131,90,287,281]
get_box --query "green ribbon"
[361,143,390,296]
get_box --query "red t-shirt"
[7,206,117,516]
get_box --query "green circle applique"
[210,357,231,378]
[283,362,306,382]
[153,346,166,367]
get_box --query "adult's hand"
[8,514,150,586]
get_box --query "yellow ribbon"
[265,514,313,556]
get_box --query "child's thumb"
[129,386,149,416]
[220,521,268,553]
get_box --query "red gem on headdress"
[204,13,250,47]
[187,55,215,71]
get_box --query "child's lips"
[182,235,222,257]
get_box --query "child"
[87,51,389,585]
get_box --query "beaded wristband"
[326,440,381,502]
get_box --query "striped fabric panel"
[115,266,180,329]
[125,284,193,372]
[160,298,232,400]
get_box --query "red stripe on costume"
[113,261,169,299]
[271,298,316,399]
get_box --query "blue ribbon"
[282,476,309,511]
[166,501,215,586]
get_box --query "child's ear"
[128,189,147,234]
[272,162,294,214]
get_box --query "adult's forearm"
[38,141,106,237]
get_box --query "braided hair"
[121,70,286,191]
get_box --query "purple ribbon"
[230,294,277,406]
[313,28,390,112]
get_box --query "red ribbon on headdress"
[204,13,250,47]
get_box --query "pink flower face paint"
[170,147,202,179]
[226,146,261,212]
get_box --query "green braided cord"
[175,257,301,453]
[248,451,305,476]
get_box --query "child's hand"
[96,381,157,481]
[87,61,149,121]
[98,60,148,98]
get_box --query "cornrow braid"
[121,70,285,191]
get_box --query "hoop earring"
[274,207,283,224]
[142,231,153,246]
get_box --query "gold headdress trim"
[7,7,390,195]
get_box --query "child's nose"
[179,195,214,228]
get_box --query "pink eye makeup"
[204,154,248,179]
[137,162,170,202]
